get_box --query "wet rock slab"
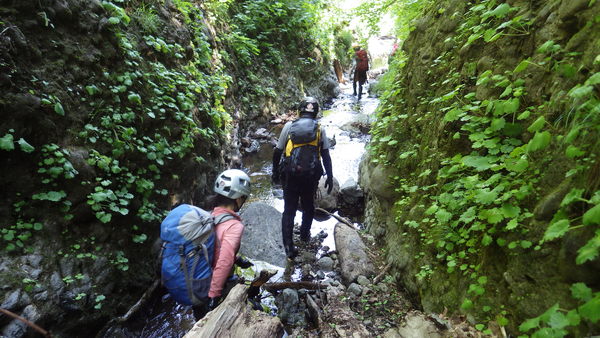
[239,202,287,267]
[334,223,375,284]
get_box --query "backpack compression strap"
[180,212,236,305]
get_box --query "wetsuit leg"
[299,177,318,242]
[282,178,300,257]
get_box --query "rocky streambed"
[98,81,486,338]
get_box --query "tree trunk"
[333,59,345,83]
[184,284,284,338]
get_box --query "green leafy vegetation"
[368,0,600,335]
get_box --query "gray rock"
[33,290,49,302]
[396,312,443,338]
[1,290,21,311]
[340,178,364,204]
[316,271,325,279]
[317,257,334,271]
[347,283,362,297]
[244,139,260,153]
[59,257,74,277]
[315,176,340,210]
[26,255,43,268]
[239,202,287,267]
[1,305,41,338]
[276,288,303,326]
[358,155,397,200]
[29,269,42,279]
[334,223,375,284]
[50,272,65,292]
[299,251,314,262]
[383,328,402,338]
[357,275,370,286]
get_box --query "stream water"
[101,82,379,338]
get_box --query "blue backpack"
[160,204,233,306]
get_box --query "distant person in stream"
[271,97,334,259]
[159,169,253,321]
[352,45,370,100]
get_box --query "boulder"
[338,177,365,217]
[396,312,444,338]
[334,223,375,284]
[317,257,334,271]
[239,202,287,267]
[315,176,340,210]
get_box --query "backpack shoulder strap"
[213,213,235,225]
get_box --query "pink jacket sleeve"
[208,219,244,298]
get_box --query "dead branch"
[248,270,277,298]
[113,279,160,323]
[0,308,51,337]
[372,261,392,284]
[315,208,356,229]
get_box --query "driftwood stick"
[114,279,160,323]
[373,262,392,284]
[263,281,324,292]
[315,208,356,229]
[0,308,51,337]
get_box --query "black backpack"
[282,118,322,177]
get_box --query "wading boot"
[285,245,298,259]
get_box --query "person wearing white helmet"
[204,169,252,312]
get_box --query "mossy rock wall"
[0,0,335,336]
[361,0,600,335]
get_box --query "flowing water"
[102,82,379,338]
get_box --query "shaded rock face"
[239,202,287,267]
[360,0,600,334]
[334,223,375,284]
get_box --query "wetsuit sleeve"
[272,147,283,175]
[208,221,243,298]
[321,148,333,179]
[276,122,292,150]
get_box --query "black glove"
[235,256,253,269]
[208,297,220,311]
[324,176,333,194]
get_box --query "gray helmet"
[214,169,251,199]
[299,97,319,115]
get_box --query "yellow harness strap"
[285,126,321,157]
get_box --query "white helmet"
[214,169,251,199]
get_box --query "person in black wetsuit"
[271,97,334,259]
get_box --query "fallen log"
[262,281,324,292]
[184,284,284,338]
